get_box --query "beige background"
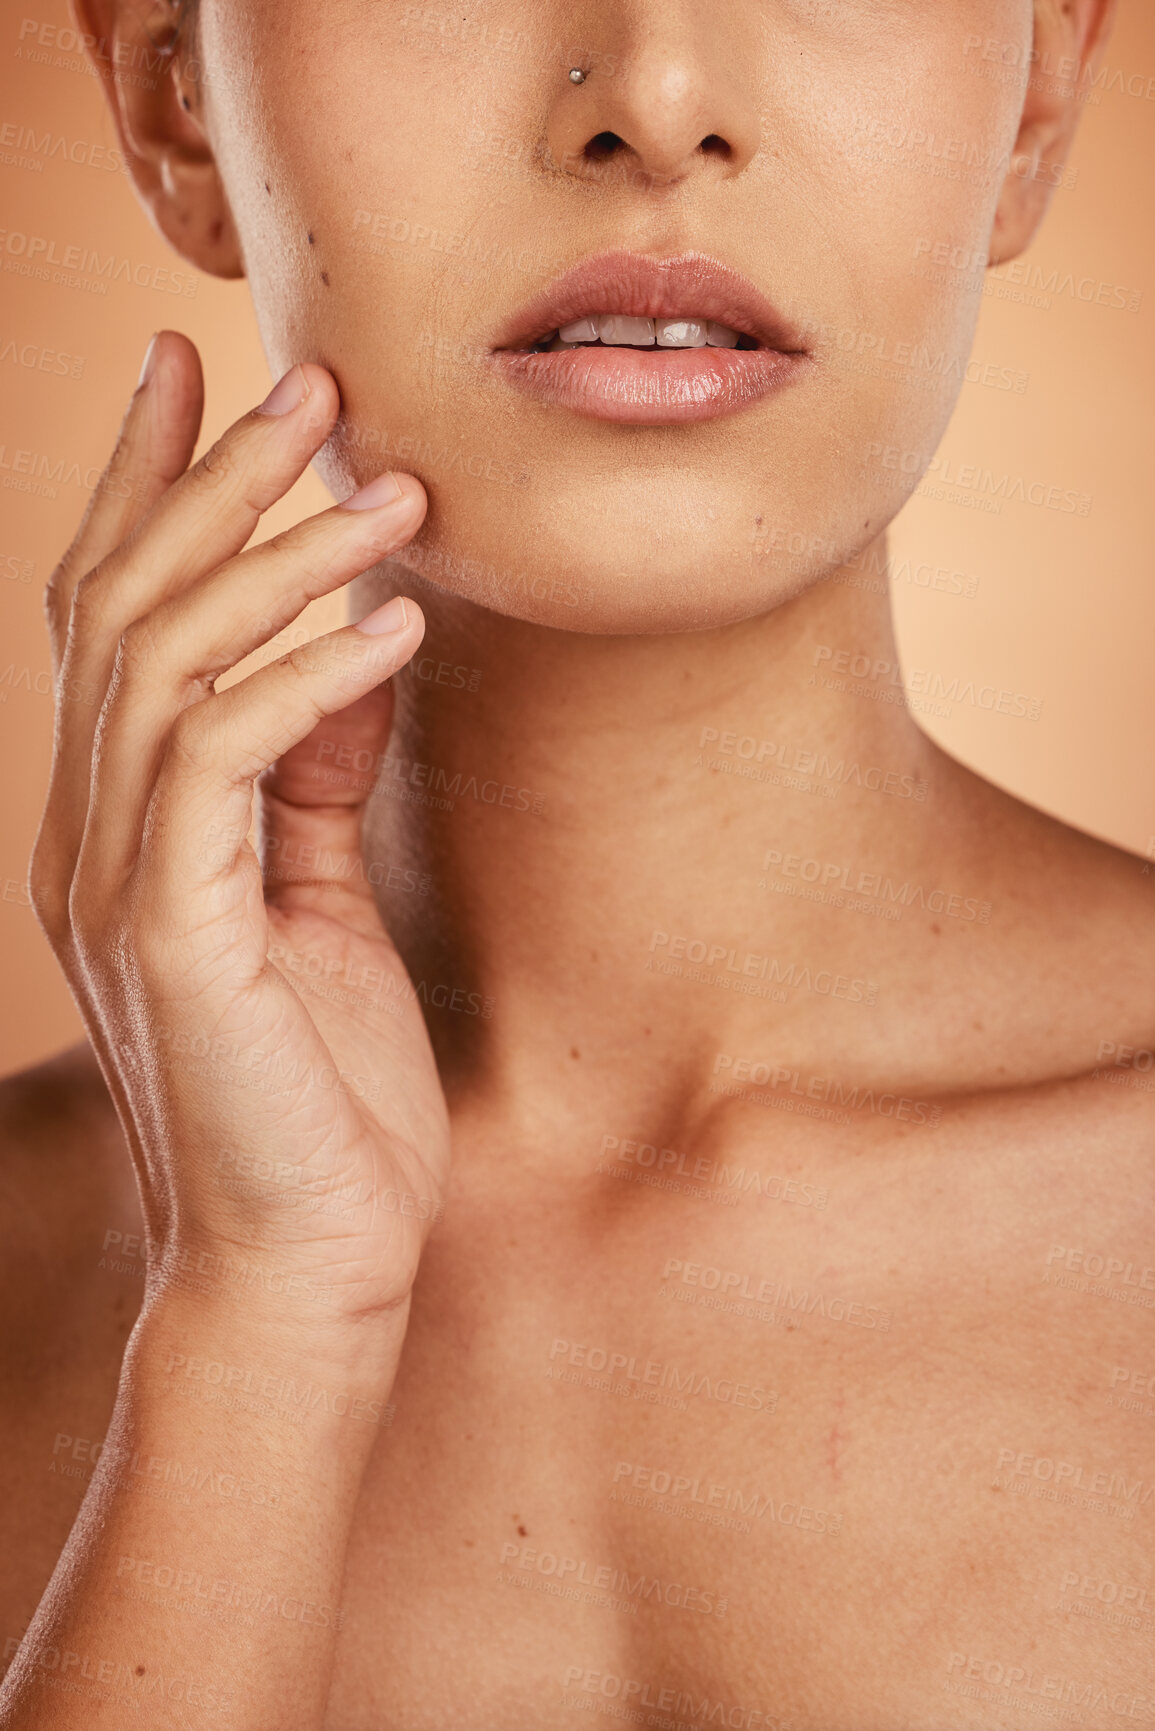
[1,2,1153,1075]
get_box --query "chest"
[7,1088,1155,1730]
[323,1091,1155,1729]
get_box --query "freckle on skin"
[321,271,330,287]
[307,231,315,245]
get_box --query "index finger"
[45,331,204,668]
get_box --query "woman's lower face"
[193,0,1031,633]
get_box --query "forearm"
[0,1294,405,1730]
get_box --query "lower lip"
[489,344,808,425]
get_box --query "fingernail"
[355,596,408,636]
[256,365,310,416]
[136,333,159,391]
[341,472,405,511]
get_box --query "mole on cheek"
[321,271,331,287]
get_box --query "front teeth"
[559,317,600,343]
[552,315,744,349]
[597,314,657,346]
[656,320,707,348]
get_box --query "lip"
[488,249,810,425]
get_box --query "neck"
[357,536,957,1124]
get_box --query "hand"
[30,332,451,1342]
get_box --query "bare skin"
[1,853,1154,1730]
[2,0,1154,1726]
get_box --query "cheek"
[788,22,1024,424]
[202,2,478,378]
[738,29,1026,585]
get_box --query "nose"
[546,3,761,190]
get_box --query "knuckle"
[167,701,215,770]
[191,436,241,492]
[286,636,339,683]
[68,565,114,635]
[43,556,78,626]
[114,615,163,684]
[278,644,332,710]
[265,523,305,560]
[45,545,104,635]
[28,843,72,945]
[268,523,346,588]
[65,873,94,945]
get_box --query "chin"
[379,462,911,635]
[383,485,770,634]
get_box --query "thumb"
[257,679,399,912]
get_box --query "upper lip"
[491,250,807,353]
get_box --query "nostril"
[699,134,732,159]
[585,131,624,160]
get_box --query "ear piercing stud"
[568,67,588,84]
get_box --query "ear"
[989,0,1118,266]
[71,0,244,278]
[997,0,1122,266]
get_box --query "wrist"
[128,1284,410,1420]
[144,1237,417,1358]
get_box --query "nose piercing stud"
[568,67,588,84]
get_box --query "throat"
[359,541,949,1110]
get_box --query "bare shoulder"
[0,1042,141,1360]
[931,750,1155,1078]
[1001,788,1155,1018]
